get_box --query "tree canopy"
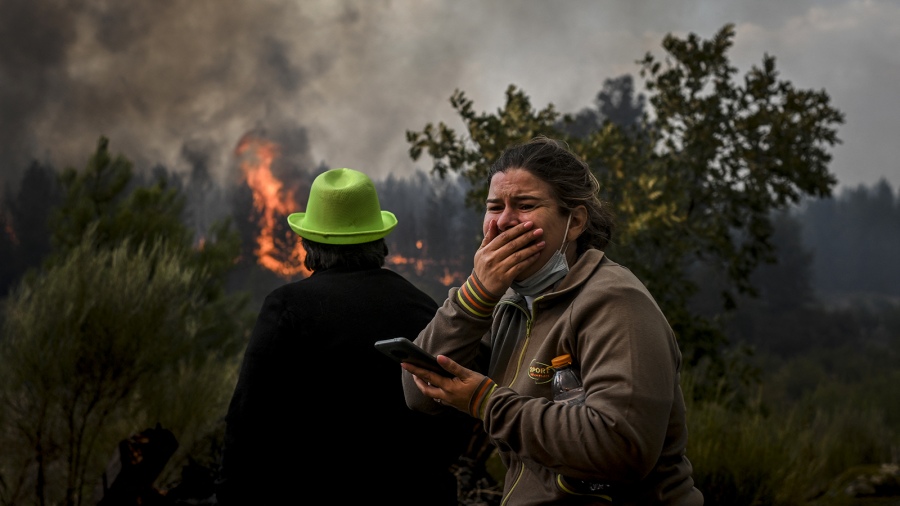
[406,24,845,372]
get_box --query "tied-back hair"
[301,238,389,272]
[488,135,615,253]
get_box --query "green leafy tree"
[561,74,646,137]
[0,137,253,506]
[48,137,248,356]
[406,24,844,382]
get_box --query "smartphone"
[374,337,454,378]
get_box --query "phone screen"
[374,337,454,378]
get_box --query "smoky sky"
[2,0,898,195]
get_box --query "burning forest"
[233,134,481,301]
[224,132,481,305]
[0,131,481,307]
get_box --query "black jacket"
[218,267,471,505]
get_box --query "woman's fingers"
[404,357,486,413]
[482,222,543,261]
[476,222,545,287]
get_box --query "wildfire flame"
[386,253,427,276]
[236,134,310,279]
[386,240,467,287]
[234,134,468,287]
[1,212,17,246]
[438,268,457,286]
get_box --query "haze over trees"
[801,179,900,301]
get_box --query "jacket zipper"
[497,300,532,387]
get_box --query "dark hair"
[488,135,615,253]
[301,238,389,271]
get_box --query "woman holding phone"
[401,136,703,505]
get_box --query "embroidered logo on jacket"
[528,359,553,384]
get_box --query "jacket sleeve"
[401,286,493,413]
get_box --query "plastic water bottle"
[551,354,585,406]
[551,354,615,501]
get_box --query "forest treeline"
[1,24,898,505]
[3,154,899,343]
[4,157,898,356]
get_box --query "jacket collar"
[499,248,607,304]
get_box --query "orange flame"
[236,134,310,278]
[2,213,18,246]
[438,268,457,286]
[386,240,467,287]
[386,253,427,276]
[232,137,467,287]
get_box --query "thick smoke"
[1,0,898,196]
[0,0,481,193]
[2,0,320,190]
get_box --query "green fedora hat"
[287,168,397,245]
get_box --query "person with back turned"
[217,167,470,505]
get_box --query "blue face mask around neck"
[511,214,572,297]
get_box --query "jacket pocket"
[555,474,615,503]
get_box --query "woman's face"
[485,168,574,280]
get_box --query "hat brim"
[287,211,398,245]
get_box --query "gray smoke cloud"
[2,0,898,194]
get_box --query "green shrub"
[0,232,242,505]
[684,365,898,505]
